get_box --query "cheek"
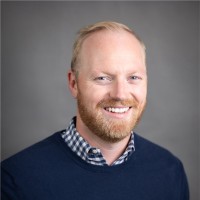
[132,86,147,104]
[78,83,108,107]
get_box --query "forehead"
[83,30,143,50]
[78,30,146,72]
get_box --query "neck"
[76,116,131,165]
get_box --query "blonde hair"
[71,21,146,71]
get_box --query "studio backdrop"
[1,2,199,200]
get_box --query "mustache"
[97,98,138,108]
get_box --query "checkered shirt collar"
[61,117,135,166]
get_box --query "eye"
[94,76,112,84]
[96,77,107,81]
[128,75,143,84]
[130,75,141,80]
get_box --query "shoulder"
[132,134,189,199]
[1,130,72,199]
[1,130,66,172]
[133,133,183,168]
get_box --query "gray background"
[1,2,199,200]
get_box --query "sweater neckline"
[53,130,136,173]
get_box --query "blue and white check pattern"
[61,117,135,166]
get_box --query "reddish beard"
[77,93,145,143]
[97,98,137,109]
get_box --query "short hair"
[71,21,146,71]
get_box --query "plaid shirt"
[61,117,135,166]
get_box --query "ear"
[68,70,78,98]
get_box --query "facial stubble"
[77,89,146,143]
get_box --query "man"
[1,21,189,199]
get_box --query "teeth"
[106,107,129,113]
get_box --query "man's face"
[70,30,147,143]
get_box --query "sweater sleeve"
[1,167,20,200]
[179,162,189,200]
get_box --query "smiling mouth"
[105,107,131,113]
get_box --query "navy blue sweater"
[1,131,189,200]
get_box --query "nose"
[109,79,130,100]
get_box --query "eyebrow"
[88,70,146,82]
